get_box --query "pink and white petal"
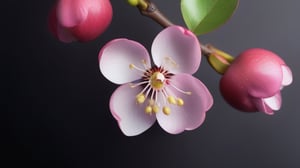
[156,74,213,134]
[99,39,151,84]
[252,98,274,115]
[57,0,88,27]
[263,92,282,111]
[253,92,282,115]
[151,26,201,74]
[110,84,156,136]
[281,65,293,86]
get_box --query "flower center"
[150,72,165,89]
[129,60,191,116]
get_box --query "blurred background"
[2,0,299,167]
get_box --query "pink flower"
[99,26,213,136]
[220,48,293,115]
[48,0,112,42]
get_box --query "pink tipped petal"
[151,26,201,74]
[253,93,282,115]
[57,0,88,27]
[253,98,274,115]
[156,74,213,134]
[263,92,282,111]
[99,39,151,84]
[110,84,156,136]
[281,65,293,86]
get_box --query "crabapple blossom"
[220,48,293,114]
[48,0,112,42]
[99,26,213,136]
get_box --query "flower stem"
[136,0,174,27]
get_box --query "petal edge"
[151,26,201,74]
[156,74,213,134]
[99,39,151,84]
[110,84,156,136]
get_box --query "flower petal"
[110,84,156,136]
[99,39,151,84]
[151,26,201,74]
[263,92,282,111]
[281,65,293,86]
[236,51,283,98]
[156,74,213,134]
[253,99,273,115]
[57,0,88,27]
[253,93,282,115]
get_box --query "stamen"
[144,84,152,99]
[167,96,177,105]
[129,64,135,69]
[151,89,156,101]
[161,89,169,105]
[153,105,159,113]
[163,106,171,115]
[130,63,190,116]
[145,106,152,114]
[169,83,192,95]
[136,94,146,104]
[130,81,149,88]
[154,90,158,104]
[177,98,184,106]
[129,63,146,73]
[134,83,152,104]
[132,82,149,94]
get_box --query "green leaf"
[181,0,239,35]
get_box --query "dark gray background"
[2,0,299,167]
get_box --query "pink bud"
[48,0,113,43]
[220,48,293,115]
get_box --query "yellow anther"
[145,106,152,115]
[167,96,176,104]
[152,105,159,113]
[163,106,171,115]
[129,64,135,69]
[177,98,184,106]
[136,94,146,104]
